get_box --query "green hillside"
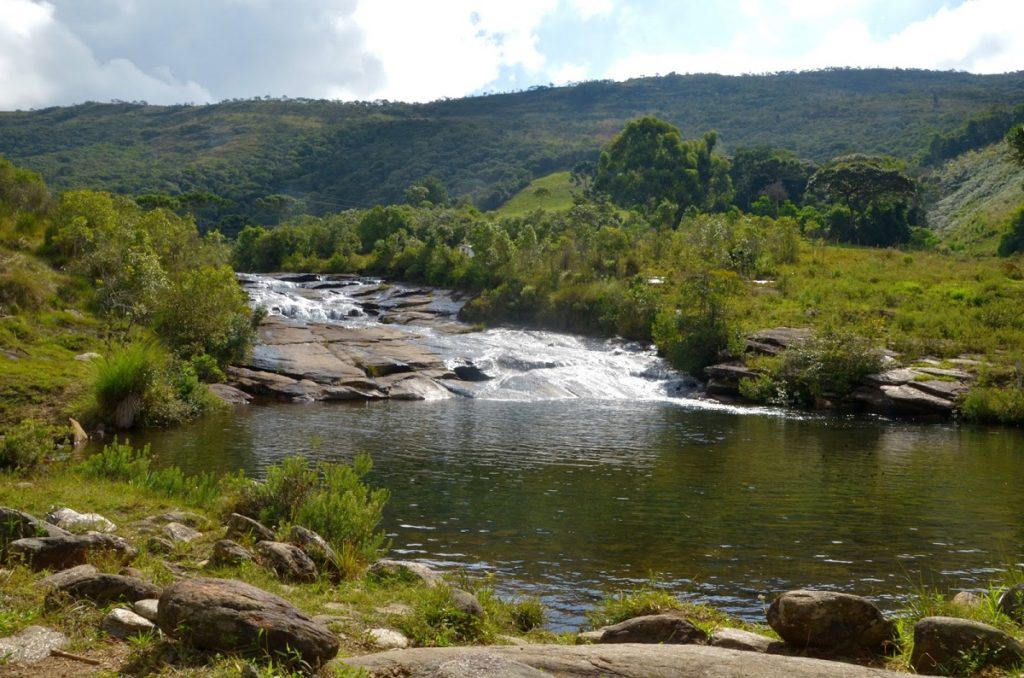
[494,172,577,216]
[1,69,1022,233]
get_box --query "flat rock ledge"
[333,643,907,678]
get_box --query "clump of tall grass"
[92,342,159,424]
[0,419,60,472]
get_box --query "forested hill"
[1,68,1022,232]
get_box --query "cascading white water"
[239,273,775,412]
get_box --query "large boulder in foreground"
[767,590,895,654]
[157,577,339,666]
[911,616,1024,675]
[598,614,707,645]
[7,533,136,571]
[333,643,908,677]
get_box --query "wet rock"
[256,540,318,583]
[911,616,1024,675]
[369,628,410,649]
[386,374,454,401]
[453,362,491,382]
[46,507,117,534]
[598,614,707,645]
[8,533,137,571]
[288,526,341,579]
[0,626,68,665]
[0,507,69,555]
[49,573,160,605]
[103,608,156,639]
[451,588,484,619]
[208,383,253,405]
[367,559,442,588]
[997,583,1024,623]
[33,563,98,590]
[163,522,201,544]
[133,598,160,623]
[211,539,255,566]
[158,577,339,666]
[225,513,276,542]
[767,590,895,654]
[710,627,782,653]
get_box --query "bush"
[398,585,489,646]
[585,586,683,629]
[229,453,390,573]
[961,387,1024,425]
[0,419,58,472]
[93,342,159,414]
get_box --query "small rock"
[33,564,97,590]
[68,418,88,446]
[157,511,206,528]
[208,383,253,405]
[997,583,1024,623]
[288,525,341,578]
[710,627,780,653]
[451,588,484,619]
[48,573,160,605]
[0,626,68,664]
[74,352,102,362]
[46,507,117,534]
[498,634,530,646]
[225,513,276,542]
[312,614,348,626]
[453,362,491,382]
[103,608,156,639]
[368,627,410,649]
[575,630,604,644]
[133,598,160,623]
[256,541,318,583]
[767,590,895,654]
[163,522,201,544]
[119,566,145,579]
[911,616,1024,675]
[8,533,136,571]
[146,536,175,554]
[210,539,254,566]
[367,559,441,588]
[157,577,339,666]
[598,614,707,645]
[950,591,983,609]
[375,602,414,617]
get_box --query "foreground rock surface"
[598,613,707,645]
[911,616,1024,675]
[767,590,895,654]
[0,626,68,665]
[335,643,907,677]
[157,577,339,666]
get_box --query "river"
[128,275,1024,631]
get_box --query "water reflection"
[125,400,1024,631]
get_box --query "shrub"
[507,596,545,632]
[961,387,1024,425]
[229,454,390,572]
[398,585,489,646]
[93,342,160,414]
[0,419,58,472]
[190,353,226,383]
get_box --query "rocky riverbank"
[3,498,1024,676]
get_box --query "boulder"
[998,583,1024,623]
[746,327,812,355]
[33,563,98,590]
[208,383,253,405]
[334,643,909,677]
[453,362,491,382]
[287,526,341,578]
[367,559,442,588]
[852,384,955,416]
[210,539,255,566]
[767,590,896,654]
[225,513,276,542]
[598,613,707,645]
[256,541,319,582]
[387,374,453,401]
[46,507,117,534]
[102,608,156,639]
[950,591,983,610]
[48,573,160,605]
[146,536,175,554]
[157,577,339,666]
[0,626,68,665]
[162,522,201,544]
[911,616,1024,675]
[369,628,411,649]
[451,588,484,619]
[710,628,782,653]
[133,598,160,623]
[156,511,205,528]
[7,533,136,571]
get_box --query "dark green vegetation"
[0,155,258,430]
[2,69,1023,234]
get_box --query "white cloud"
[605,0,1024,79]
[0,0,210,109]
[550,62,590,85]
[350,0,557,101]
[569,0,614,20]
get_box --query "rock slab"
[911,616,1024,675]
[767,590,895,654]
[710,627,782,654]
[7,533,136,571]
[598,614,708,645]
[0,626,68,664]
[49,573,160,605]
[157,577,339,666]
[103,608,156,639]
[367,559,441,588]
[335,643,908,677]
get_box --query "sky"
[1,0,1022,110]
